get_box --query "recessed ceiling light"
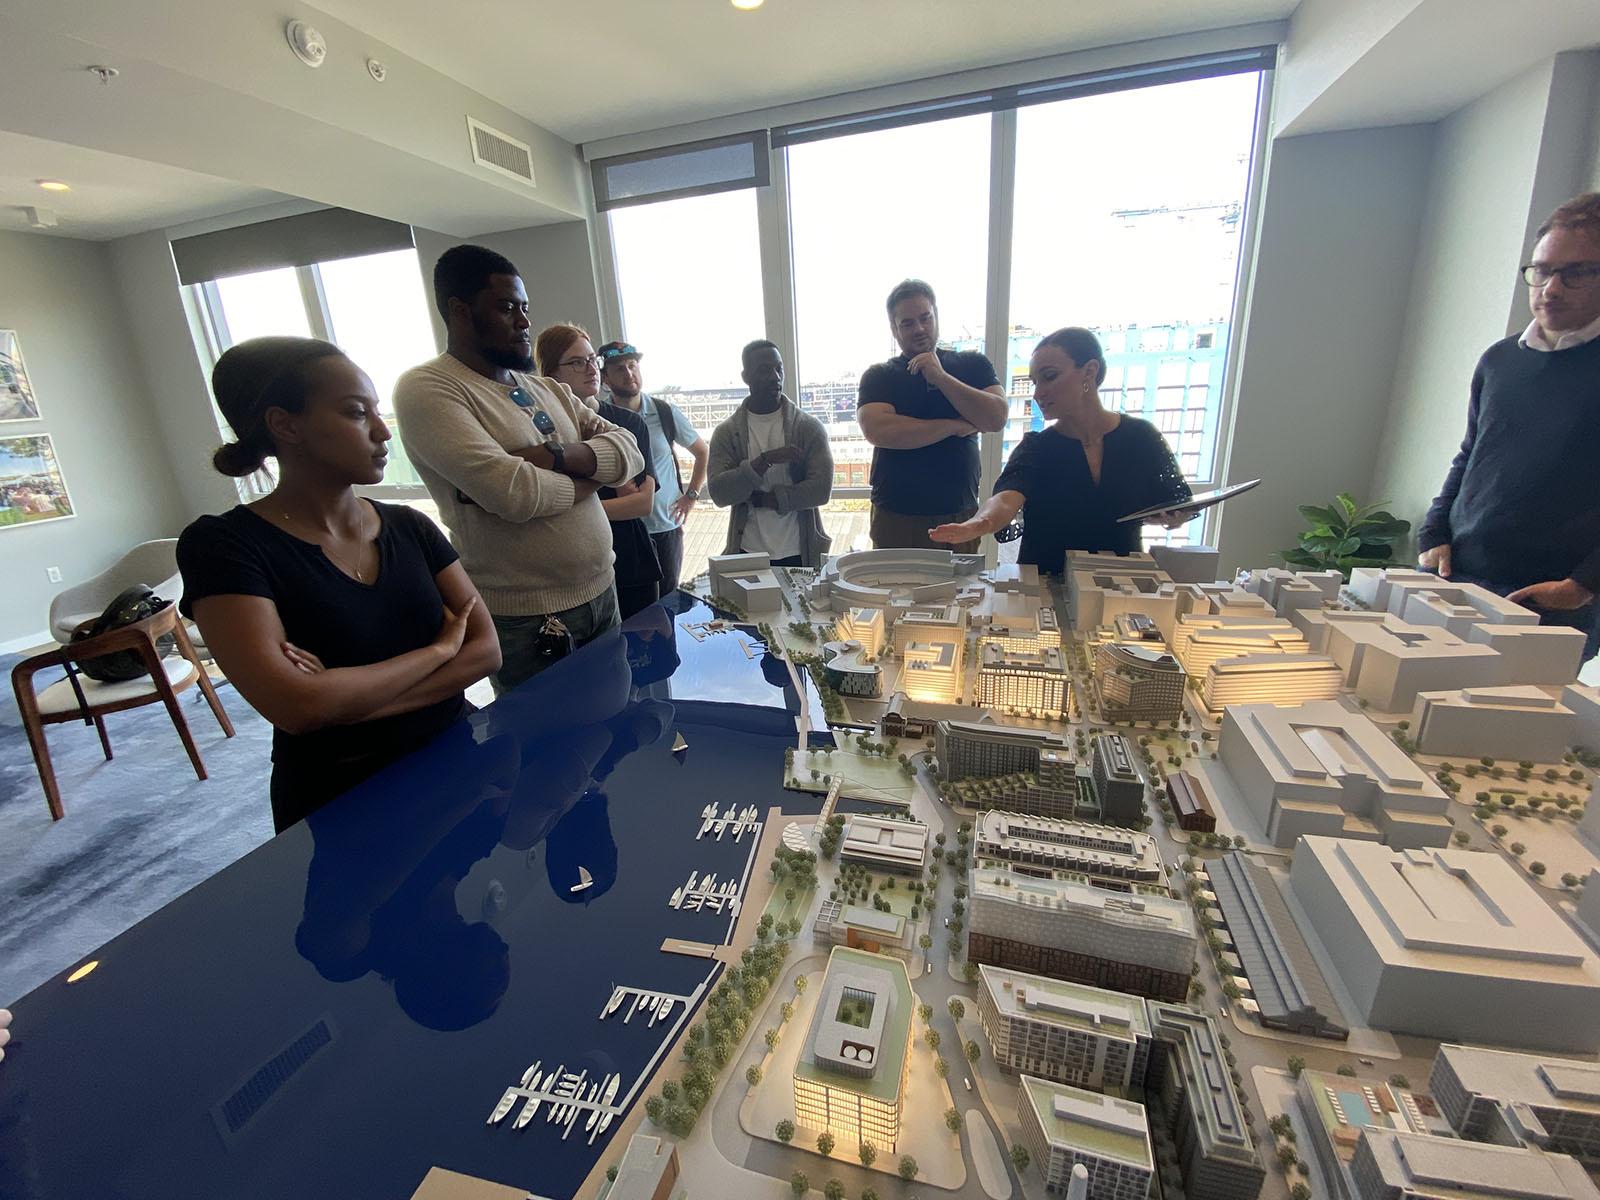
[36,180,70,193]
[731,0,764,9]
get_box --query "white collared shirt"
[1520,311,1600,352]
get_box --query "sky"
[609,70,1261,394]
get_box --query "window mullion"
[980,107,1018,565]
[299,265,334,342]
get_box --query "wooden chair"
[11,604,235,820]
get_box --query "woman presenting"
[178,337,501,832]
[930,327,1190,572]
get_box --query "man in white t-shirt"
[707,341,834,567]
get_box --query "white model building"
[1067,551,1176,635]
[892,604,966,703]
[1409,686,1578,763]
[973,810,1166,890]
[1288,838,1600,1051]
[792,947,914,1154]
[1463,623,1588,686]
[977,964,1154,1093]
[1180,583,1275,620]
[1017,1076,1154,1200]
[1349,1128,1599,1200]
[809,547,985,613]
[1564,683,1600,751]
[838,813,929,875]
[707,551,782,613]
[835,607,886,657]
[1172,615,1310,675]
[1323,614,1502,712]
[1357,569,1535,628]
[1246,568,1342,616]
[1149,543,1220,584]
[1201,653,1345,713]
[1579,784,1600,855]
[1430,1043,1600,1161]
[1218,700,1453,849]
[983,604,1062,651]
[968,862,1197,1002]
[978,643,1070,715]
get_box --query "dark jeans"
[650,527,684,595]
[870,503,979,554]
[490,586,620,696]
[1440,570,1600,663]
[617,581,661,621]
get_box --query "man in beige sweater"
[394,245,643,694]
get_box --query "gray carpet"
[0,654,276,1004]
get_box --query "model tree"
[817,1131,835,1157]
[965,1039,981,1064]
[790,1170,809,1197]
[898,1156,920,1181]
[746,1066,762,1087]
[934,1056,949,1078]
[1286,1055,1306,1079]
[858,1141,877,1168]
[945,1107,962,1132]
[948,997,965,1020]
[1010,1144,1031,1172]
[825,1181,845,1200]
[776,1119,795,1143]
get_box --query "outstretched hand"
[929,522,978,545]
[1506,577,1594,611]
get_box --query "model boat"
[672,733,688,753]
[570,866,594,893]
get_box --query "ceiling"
[314,0,1299,144]
[0,131,285,240]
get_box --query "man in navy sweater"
[1419,193,1600,662]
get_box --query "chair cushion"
[50,611,102,644]
[35,656,197,717]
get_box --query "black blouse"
[178,502,467,822]
[994,417,1191,572]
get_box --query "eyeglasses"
[558,354,602,371]
[1520,262,1600,289]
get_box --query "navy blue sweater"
[1419,334,1600,592]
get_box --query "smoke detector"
[366,58,388,83]
[285,20,327,68]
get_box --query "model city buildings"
[819,640,881,697]
[606,1133,683,1200]
[977,642,1070,716]
[1409,685,1580,762]
[967,856,1197,1002]
[791,947,914,1154]
[1095,641,1185,725]
[973,810,1166,892]
[707,551,783,613]
[937,720,1072,782]
[1166,771,1216,833]
[1429,1043,1600,1161]
[1289,838,1600,1051]
[836,813,929,875]
[1017,1077,1154,1200]
[1216,700,1453,850]
[1090,734,1145,825]
[977,966,1154,1094]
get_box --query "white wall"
[0,230,189,650]
[412,220,605,356]
[1215,123,1435,575]
[1367,58,1565,545]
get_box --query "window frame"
[189,257,434,505]
[599,47,1277,540]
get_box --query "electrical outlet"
[46,566,62,584]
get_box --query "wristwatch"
[684,487,700,501]
[547,442,567,474]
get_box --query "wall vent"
[467,117,536,187]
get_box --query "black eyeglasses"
[557,354,603,371]
[1521,262,1600,289]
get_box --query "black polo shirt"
[857,348,999,515]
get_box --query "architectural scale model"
[1289,838,1600,1051]
[791,947,915,1154]
[1216,700,1454,849]
[644,553,1600,1200]
[605,1133,682,1200]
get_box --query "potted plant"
[1281,493,1410,578]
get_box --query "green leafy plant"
[1281,493,1410,577]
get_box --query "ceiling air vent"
[467,117,537,187]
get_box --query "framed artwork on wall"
[0,434,75,529]
[0,330,41,422]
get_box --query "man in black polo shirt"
[856,279,1007,552]
[1418,192,1600,662]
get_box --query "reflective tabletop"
[0,595,822,1200]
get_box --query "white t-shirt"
[741,409,801,561]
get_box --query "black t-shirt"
[994,417,1191,572]
[177,501,467,778]
[597,400,663,588]
[857,348,999,515]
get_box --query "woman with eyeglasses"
[177,336,501,833]
[930,326,1191,572]
[535,324,663,619]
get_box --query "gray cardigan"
[707,396,834,566]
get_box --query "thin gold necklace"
[279,505,372,582]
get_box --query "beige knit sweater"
[393,353,644,616]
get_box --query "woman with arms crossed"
[178,337,501,832]
[930,327,1191,571]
